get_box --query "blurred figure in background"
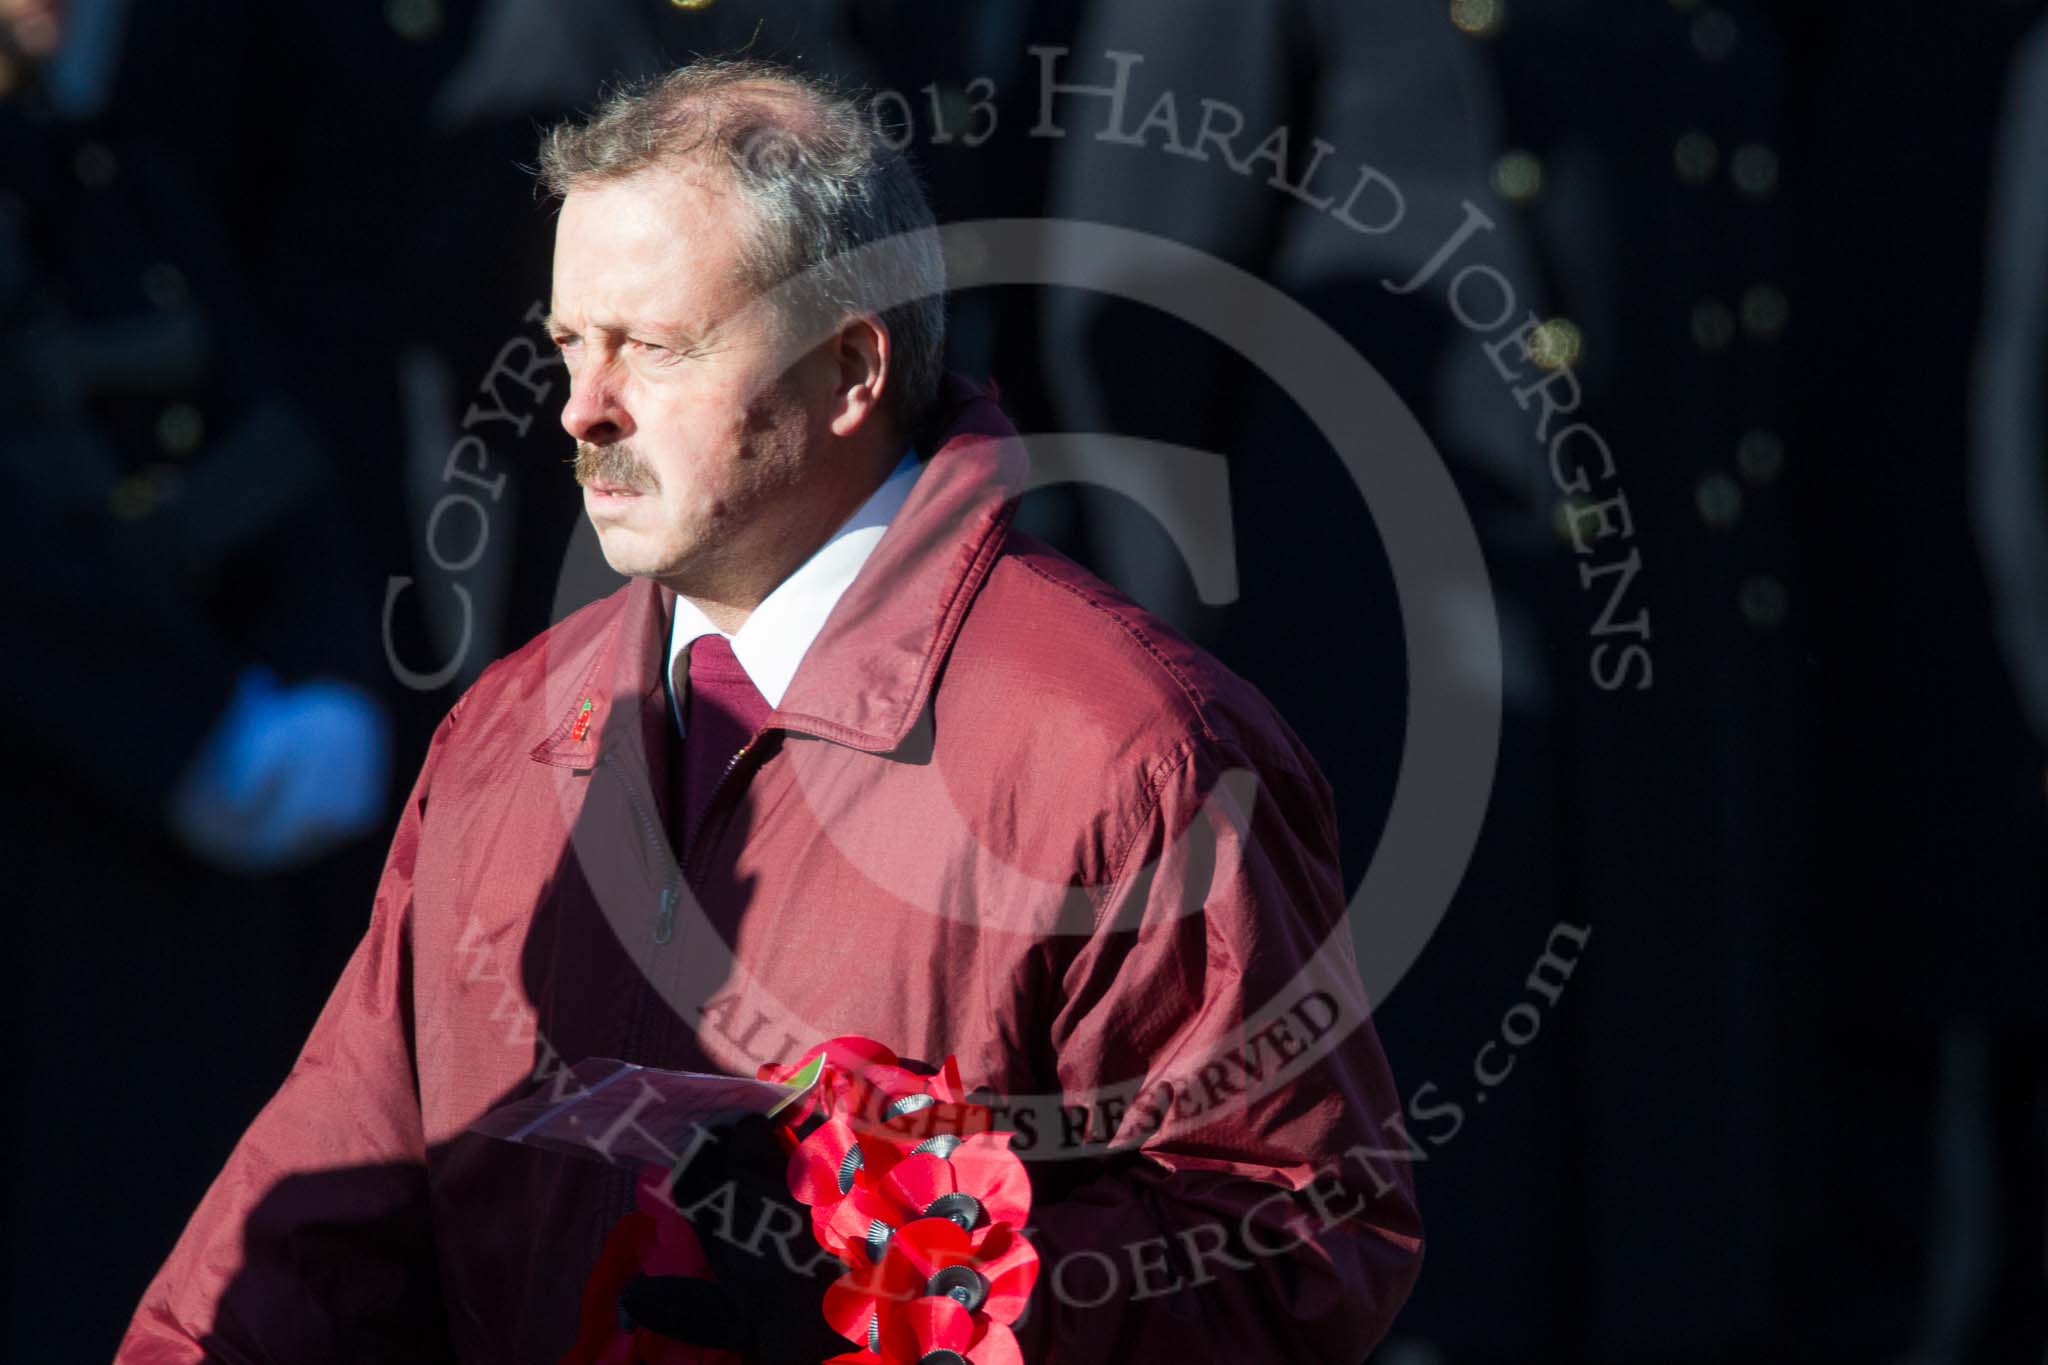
[1976,17,2048,773]
[1954,13,2048,1362]
[0,1,394,1356]
[1467,2,2048,1359]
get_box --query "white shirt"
[668,450,922,733]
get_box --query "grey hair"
[537,58,947,440]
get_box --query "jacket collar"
[531,378,1025,769]
[666,448,921,717]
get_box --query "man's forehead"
[550,163,749,323]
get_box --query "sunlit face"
[549,163,831,598]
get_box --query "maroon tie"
[672,633,773,859]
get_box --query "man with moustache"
[121,58,1420,1364]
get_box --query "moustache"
[572,442,655,493]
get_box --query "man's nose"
[560,365,634,445]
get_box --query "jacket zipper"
[604,730,769,947]
[596,729,770,1162]
[679,736,774,888]
[680,738,756,888]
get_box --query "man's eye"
[630,338,686,364]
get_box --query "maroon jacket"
[119,387,1421,1363]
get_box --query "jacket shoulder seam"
[1008,553,1217,741]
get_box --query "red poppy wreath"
[563,1036,1040,1365]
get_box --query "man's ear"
[827,314,889,438]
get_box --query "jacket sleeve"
[1018,737,1423,1364]
[115,708,465,1365]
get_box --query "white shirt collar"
[668,450,921,725]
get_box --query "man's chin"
[589,523,677,583]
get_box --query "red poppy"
[787,1113,910,1257]
[821,1216,1040,1348]
[879,1295,1024,1365]
[854,1076,998,1153]
[826,1134,1032,1267]
[786,1103,996,1216]
[789,1115,896,1208]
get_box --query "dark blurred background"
[4,0,2045,1360]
